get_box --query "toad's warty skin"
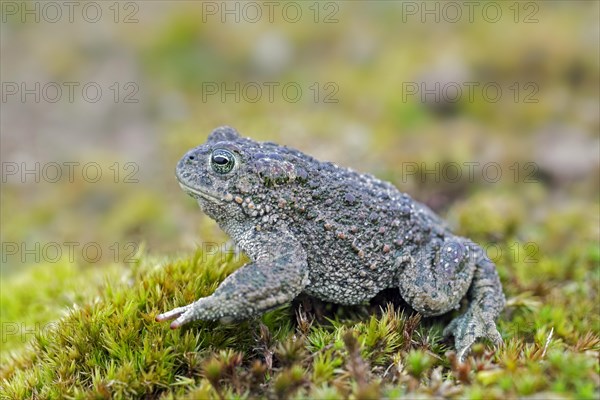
[156,126,505,360]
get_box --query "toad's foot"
[443,306,503,362]
[155,298,219,329]
[156,305,189,326]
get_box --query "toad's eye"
[210,149,236,174]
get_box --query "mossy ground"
[1,196,598,399]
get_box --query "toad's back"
[274,160,450,303]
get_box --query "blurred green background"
[1,2,598,310]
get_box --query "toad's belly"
[303,271,393,304]
[301,244,401,304]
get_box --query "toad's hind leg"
[398,238,476,317]
[443,254,505,361]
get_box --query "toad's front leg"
[156,231,308,329]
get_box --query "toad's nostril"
[188,155,195,160]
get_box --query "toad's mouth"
[177,182,223,203]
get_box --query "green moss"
[2,227,598,399]
[2,176,599,399]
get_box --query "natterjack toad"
[156,126,505,360]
